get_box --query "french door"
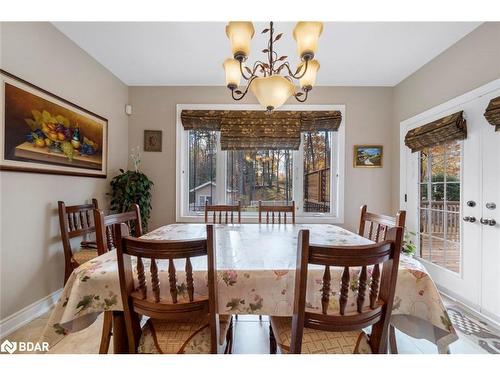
[402,83,500,322]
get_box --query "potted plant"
[402,229,417,256]
[109,146,153,231]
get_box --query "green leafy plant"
[109,169,153,231]
[402,229,417,255]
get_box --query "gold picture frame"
[0,69,108,178]
[353,145,383,168]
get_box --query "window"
[177,106,345,222]
[418,140,461,273]
[303,131,331,213]
[188,130,217,212]
[226,150,293,212]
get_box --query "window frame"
[176,104,345,223]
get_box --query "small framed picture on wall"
[144,130,162,152]
[353,145,383,168]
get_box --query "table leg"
[112,311,128,354]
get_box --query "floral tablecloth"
[40,224,457,353]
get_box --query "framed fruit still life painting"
[0,70,108,177]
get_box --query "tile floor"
[2,296,499,354]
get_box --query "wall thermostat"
[125,104,133,115]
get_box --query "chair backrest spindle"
[258,201,295,224]
[205,201,241,224]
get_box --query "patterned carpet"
[447,305,500,354]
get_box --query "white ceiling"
[53,22,481,86]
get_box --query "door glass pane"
[303,131,331,213]
[430,237,446,268]
[446,212,460,243]
[431,156,445,182]
[420,149,429,182]
[446,152,460,181]
[420,234,430,261]
[188,130,217,212]
[445,183,460,211]
[420,184,429,208]
[431,183,444,207]
[418,140,462,274]
[430,210,445,238]
[420,209,429,234]
[445,241,461,273]
[226,149,293,212]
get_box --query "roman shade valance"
[404,111,467,153]
[484,96,500,132]
[180,110,342,150]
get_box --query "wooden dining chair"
[358,205,406,243]
[92,204,143,354]
[269,226,403,354]
[114,223,233,354]
[358,204,406,353]
[258,201,295,224]
[58,199,99,284]
[204,201,241,224]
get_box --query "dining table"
[40,223,458,353]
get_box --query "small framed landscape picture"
[353,145,383,168]
[144,130,162,152]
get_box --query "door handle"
[463,216,476,222]
[480,218,496,226]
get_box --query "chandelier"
[223,21,323,111]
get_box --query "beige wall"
[129,86,394,233]
[0,23,129,319]
[391,22,500,211]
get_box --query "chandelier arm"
[239,60,253,80]
[268,21,274,74]
[293,89,310,103]
[230,76,257,100]
[277,60,309,79]
[239,60,269,81]
[253,61,268,75]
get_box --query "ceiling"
[53,22,481,87]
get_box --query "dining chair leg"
[389,324,398,354]
[99,311,113,354]
[269,324,277,354]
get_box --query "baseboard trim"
[0,288,63,339]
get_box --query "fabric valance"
[404,111,467,153]
[484,96,500,132]
[180,110,342,150]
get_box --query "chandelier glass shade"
[250,76,295,110]
[223,21,323,111]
